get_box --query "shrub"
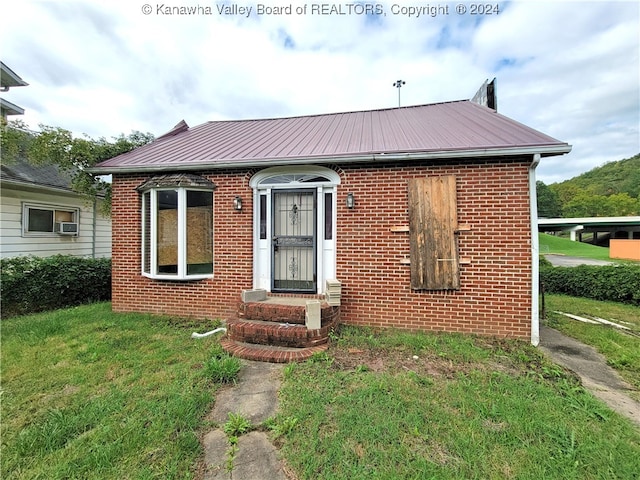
[0,255,111,318]
[540,264,640,305]
[539,255,553,268]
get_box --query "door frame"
[250,166,340,295]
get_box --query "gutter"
[529,153,541,346]
[87,144,572,175]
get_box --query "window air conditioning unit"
[55,222,79,235]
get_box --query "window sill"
[142,273,213,282]
[23,232,76,238]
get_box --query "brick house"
[91,100,570,362]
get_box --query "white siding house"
[1,61,110,259]
[1,159,111,259]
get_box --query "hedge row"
[1,255,111,318]
[2,254,635,316]
[540,264,640,306]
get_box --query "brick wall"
[111,171,254,319]
[111,157,534,337]
[336,159,533,338]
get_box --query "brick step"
[239,300,336,325]
[226,317,329,349]
[223,297,341,363]
[220,338,328,363]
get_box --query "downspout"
[529,154,541,346]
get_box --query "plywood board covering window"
[186,206,213,267]
[408,176,460,290]
[156,192,213,274]
[158,209,178,267]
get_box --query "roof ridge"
[91,99,570,174]
[202,99,471,126]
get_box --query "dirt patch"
[38,384,81,408]
[329,343,523,380]
[333,346,452,377]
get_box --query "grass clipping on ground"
[275,326,640,480]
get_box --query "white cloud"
[2,0,638,183]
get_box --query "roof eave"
[0,98,25,115]
[1,178,108,199]
[0,61,29,88]
[1,178,76,195]
[88,144,572,175]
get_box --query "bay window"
[139,174,215,280]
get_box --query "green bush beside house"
[1,255,111,318]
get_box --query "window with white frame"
[138,174,215,280]
[22,203,79,236]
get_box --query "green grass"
[539,233,612,261]
[4,301,640,480]
[1,303,232,479]
[544,294,640,397]
[275,326,640,480]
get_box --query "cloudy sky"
[2,0,638,183]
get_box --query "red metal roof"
[92,100,570,173]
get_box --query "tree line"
[537,154,640,218]
[1,119,154,215]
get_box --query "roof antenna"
[392,80,406,107]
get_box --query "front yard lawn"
[2,301,639,479]
[1,303,227,479]
[275,327,640,479]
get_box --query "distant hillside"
[555,154,640,198]
[546,154,640,217]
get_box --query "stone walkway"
[201,361,288,480]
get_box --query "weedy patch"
[223,412,252,437]
[276,325,640,480]
[265,415,299,441]
[203,352,242,384]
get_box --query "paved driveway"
[544,254,614,267]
